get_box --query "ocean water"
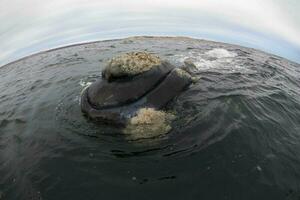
[0,37,300,200]
[1,0,300,199]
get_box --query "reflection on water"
[0,0,300,67]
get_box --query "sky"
[0,0,299,66]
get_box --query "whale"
[81,52,194,125]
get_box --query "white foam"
[79,79,93,104]
[79,79,92,88]
[205,48,237,59]
[172,50,256,74]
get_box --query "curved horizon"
[1,0,299,66]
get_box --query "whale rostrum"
[81,51,195,129]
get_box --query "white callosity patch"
[174,68,192,79]
[174,68,199,83]
[103,52,161,79]
[123,108,175,140]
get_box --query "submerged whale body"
[81,52,193,125]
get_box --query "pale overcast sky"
[0,0,299,66]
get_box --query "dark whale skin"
[87,61,174,109]
[81,68,193,124]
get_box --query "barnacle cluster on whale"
[81,51,196,137]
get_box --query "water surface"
[1,37,300,200]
